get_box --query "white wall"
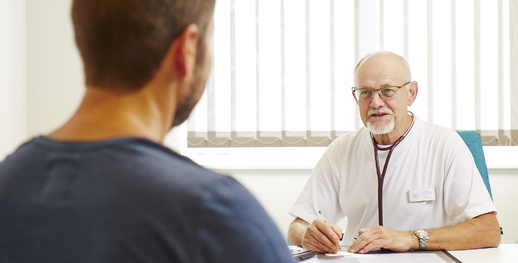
[4,0,518,246]
[1,0,83,161]
[0,0,26,160]
[489,169,518,243]
[25,0,84,140]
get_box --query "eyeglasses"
[352,81,411,102]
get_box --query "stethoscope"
[371,111,415,226]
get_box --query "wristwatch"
[414,229,429,250]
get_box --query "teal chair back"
[456,130,493,200]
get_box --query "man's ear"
[171,24,200,77]
[407,81,418,106]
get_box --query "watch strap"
[414,229,429,251]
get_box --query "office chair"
[456,130,493,200]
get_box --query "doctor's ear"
[407,81,418,106]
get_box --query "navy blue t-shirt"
[0,136,294,263]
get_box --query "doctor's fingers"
[302,232,344,253]
[312,220,342,244]
[357,225,384,236]
[349,230,386,253]
[330,224,343,238]
[304,224,340,253]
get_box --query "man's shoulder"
[409,117,469,159]
[97,138,230,195]
[326,127,370,155]
[196,176,294,262]
[0,136,46,171]
[331,127,369,146]
[414,117,463,143]
[0,136,227,196]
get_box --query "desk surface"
[449,244,518,263]
[301,244,518,263]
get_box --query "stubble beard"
[171,74,205,128]
[171,42,209,128]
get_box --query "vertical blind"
[187,0,517,147]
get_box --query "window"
[185,0,517,150]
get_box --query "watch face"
[415,230,427,237]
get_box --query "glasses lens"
[357,90,372,100]
[381,88,397,99]
[354,88,399,101]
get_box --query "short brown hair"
[71,0,215,91]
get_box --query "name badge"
[408,188,436,202]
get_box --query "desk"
[449,244,518,263]
[301,244,518,263]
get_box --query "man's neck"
[372,114,413,145]
[47,85,175,143]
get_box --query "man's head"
[352,51,417,137]
[71,0,215,127]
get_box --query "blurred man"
[0,1,294,262]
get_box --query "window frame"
[169,124,518,170]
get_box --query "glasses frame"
[351,81,411,102]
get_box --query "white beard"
[366,107,395,134]
[367,119,395,134]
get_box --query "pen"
[318,210,341,250]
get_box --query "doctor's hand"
[301,219,343,254]
[348,225,418,254]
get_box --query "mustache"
[368,107,394,117]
